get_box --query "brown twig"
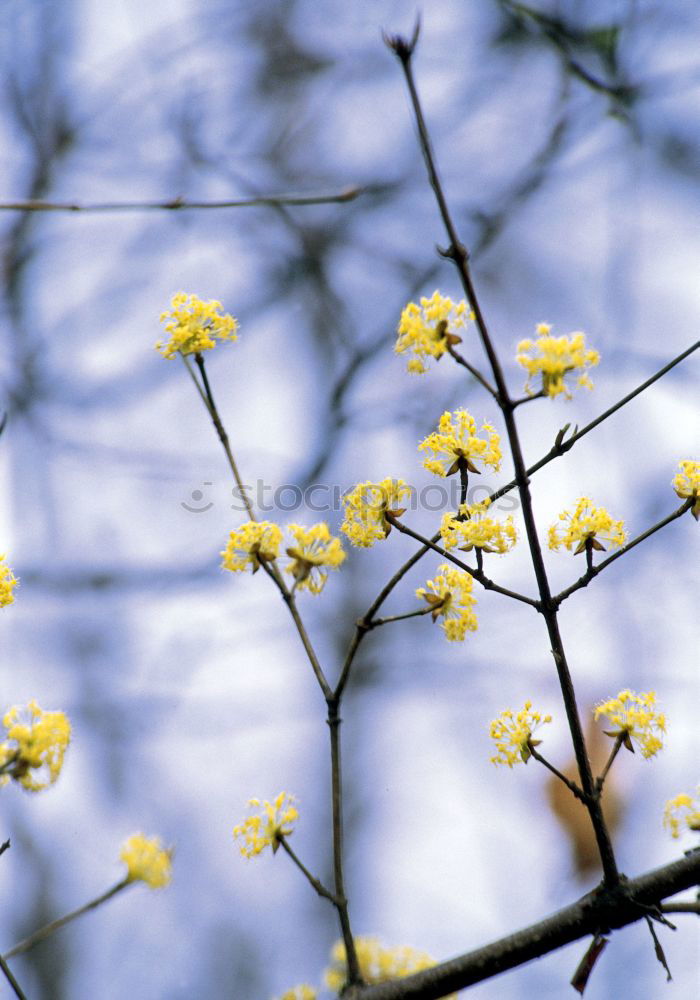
[0,188,363,214]
[278,838,340,905]
[0,955,27,1000]
[527,744,586,802]
[387,23,619,886]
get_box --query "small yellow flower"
[672,460,700,520]
[416,564,478,641]
[156,292,238,359]
[233,792,299,858]
[285,523,346,594]
[395,291,473,373]
[120,833,172,888]
[594,689,666,759]
[663,789,700,839]
[278,987,317,1000]
[221,521,283,574]
[516,323,600,399]
[419,409,502,478]
[490,701,553,767]
[440,499,517,554]
[548,497,626,554]
[0,700,71,792]
[0,555,18,608]
[341,479,413,548]
[325,936,456,997]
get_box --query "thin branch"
[2,879,131,960]
[511,389,546,408]
[0,955,27,1000]
[386,515,540,608]
[388,27,620,886]
[0,188,363,214]
[661,901,700,915]
[278,838,339,905]
[595,734,625,797]
[527,744,586,802]
[489,340,700,505]
[342,850,700,999]
[553,499,693,607]
[365,606,437,629]
[446,345,498,398]
[0,840,9,858]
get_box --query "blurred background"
[0,1,698,997]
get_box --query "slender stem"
[527,745,586,803]
[0,188,362,213]
[386,515,540,608]
[366,606,437,628]
[595,735,625,797]
[0,955,27,1000]
[334,540,434,701]
[327,702,362,985]
[489,341,700,505]
[553,500,693,607]
[2,880,131,960]
[389,32,619,885]
[447,346,498,398]
[0,840,9,858]
[278,838,339,904]
[661,902,700,915]
[511,390,546,408]
[192,354,257,523]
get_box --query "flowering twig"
[0,188,363,214]
[387,23,620,886]
[594,734,625,798]
[278,838,340,905]
[384,513,540,609]
[511,389,547,408]
[363,606,437,629]
[2,879,131,960]
[552,499,693,608]
[446,345,497,398]
[489,340,700,505]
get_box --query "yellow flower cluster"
[395,291,472,374]
[416,564,478,641]
[286,523,346,593]
[278,988,317,1000]
[516,323,600,399]
[594,689,666,759]
[120,833,172,888]
[0,555,18,608]
[548,497,626,554]
[341,478,413,548]
[325,937,457,997]
[419,409,502,477]
[221,521,283,574]
[233,792,299,858]
[156,292,238,359]
[672,459,700,520]
[663,790,700,839]
[0,700,71,792]
[489,701,552,767]
[440,499,517,554]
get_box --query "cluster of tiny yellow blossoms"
[594,690,666,759]
[490,701,553,767]
[120,833,172,888]
[233,792,299,858]
[0,700,71,792]
[672,459,700,520]
[419,409,502,478]
[440,499,517,554]
[341,478,413,548]
[663,790,700,839]
[395,291,473,374]
[221,521,283,574]
[516,323,600,399]
[278,987,317,1000]
[0,555,18,608]
[325,937,457,997]
[285,523,346,594]
[416,564,478,641]
[548,497,626,554]
[156,292,238,359]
